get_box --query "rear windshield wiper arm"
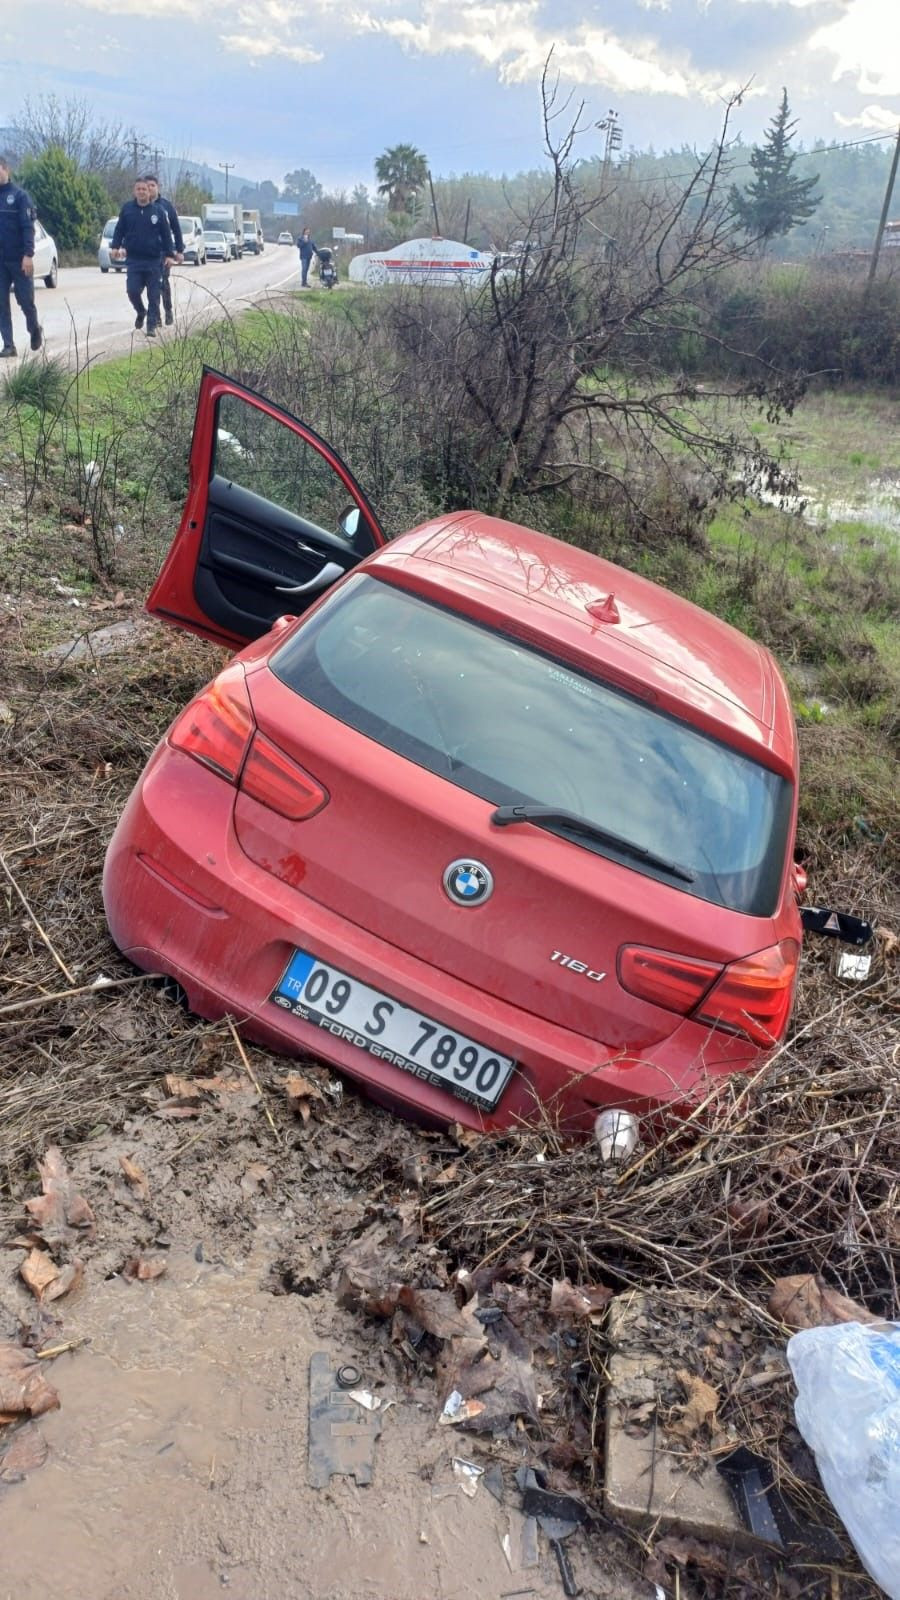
[491,804,695,883]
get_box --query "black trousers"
[160,260,173,318]
[126,261,161,330]
[0,258,39,349]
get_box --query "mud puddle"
[0,1239,633,1600]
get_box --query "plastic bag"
[788,1321,900,1599]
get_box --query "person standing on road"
[0,154,43,358]
[110,178,175,338]
[144,175,183,326]
[296,227,319,287]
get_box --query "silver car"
[203,230,229,262]
[98,217,125,273]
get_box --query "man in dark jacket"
[145,175,183,326]
[296,227,319,287]
[0,154,43,358]
[111,178,175,337]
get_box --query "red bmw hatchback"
[103,370,803,1140]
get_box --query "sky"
[0,0,898,192]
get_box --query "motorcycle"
[317,247,337,290]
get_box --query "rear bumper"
[103,749,758,1133]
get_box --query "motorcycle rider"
[296,227,319,287]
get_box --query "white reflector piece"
[594,1109,639,1162]
[836,951,871,982]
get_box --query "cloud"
[219,29,323,62]
[351,0,738,101]
[809,0,900,95]
[834,103,900,132]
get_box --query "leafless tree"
[378,62,805,530]
[11,94,141,177]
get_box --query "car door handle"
[275,561,344,595]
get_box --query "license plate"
[270,950,515,1111]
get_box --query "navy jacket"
[112,199,175,262]
[157,196,184,254]
[0,180,36,263]
[296,235,318,262]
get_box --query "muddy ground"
[1,516,898,1599]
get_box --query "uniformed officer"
[110,177,175,338]
[0,154,43,358]
[144,175,183,326]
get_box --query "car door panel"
[147,368,386,649]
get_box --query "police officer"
[0,153,43,358]
[110,177,175,337]
[144,175,183,326]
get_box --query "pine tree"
[730,90,821,243]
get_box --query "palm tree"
[374,144,429,214]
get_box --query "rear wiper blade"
[491,804,695,883]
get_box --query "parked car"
[277,231,294,245]
[202,230,229,263]
[104,370,804,1144]
[32,221,58,288]
[98,217,125,274]
[178,215,206,265]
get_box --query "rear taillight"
[169,663,254,780]
[241,732,328,820]
[169,664,328,821]
[619,938,800,1047]
[618,945,722,1015]
[697,940,799,1046]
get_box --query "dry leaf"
[20,1249,60,1301]
[240,1162,271,1197]
[550,1276,614,1320]
[0,1343,60,1419]
[672,1370,720,1436]
[24,1146,95,1247]
[726,1195,770,1237]
[43,1260,84,1303]
[122,1255,167,1282]
[118,1155,149,1198]
[875,924,899,958]
[768,1274,876,1331]
[283,1072,324,1122]
[163,1074,205,1101]
[0,1424,49,1482]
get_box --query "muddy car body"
[103,370,803,1137]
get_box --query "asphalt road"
[12,245,302,366]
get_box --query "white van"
[177,216,207,265]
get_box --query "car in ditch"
[103,370,804,1144]
[348,235,498,288]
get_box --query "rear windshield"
[272,578,792,914]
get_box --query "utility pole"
[427,170,441,235]
[463,197,471,245]
[867,124,900,287]
[131,137,144,176]
[219,161,234,199]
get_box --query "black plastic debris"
[716,1446,843,1558]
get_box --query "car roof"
[372,512,793,763]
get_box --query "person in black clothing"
[0,153,43,358]
[296,227,319,287]
[110,177,175,337]
[144,175,183,326]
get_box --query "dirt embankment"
[1,496,897,1600]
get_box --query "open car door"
[147,368,387,649]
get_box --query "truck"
[241,208,264,255]
[202,203,243,259]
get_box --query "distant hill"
[160,157,257,201]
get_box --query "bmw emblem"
[443,859,493,906]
